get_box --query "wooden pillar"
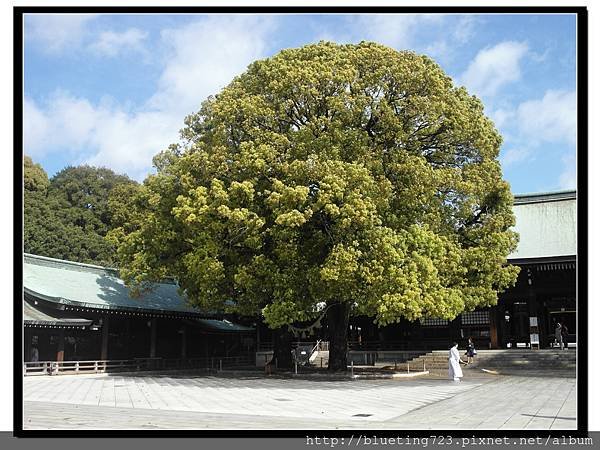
[489,306,499,349]
[450,317,461,343]
[24,330,32,362]
[150,318,157,358]
[527,270,537,315]
[256,323,260,351]
[101,316,110,360]
[126,318,131,359]
[526,268,538,348]
[181,325,187,358]
[56,329,65,362]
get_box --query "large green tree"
[112,42,519,371]
[24,157,138,266]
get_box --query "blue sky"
[23,13,577,194]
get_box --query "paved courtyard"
[23,373,576,430]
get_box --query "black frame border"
[13,5,589,439]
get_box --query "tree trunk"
[273,326,293,370]
[327,302,351,372]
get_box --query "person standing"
[465,337,476,364]
[448,342,465,381]
[555,321,563,350]
[561,323,569,350]
[30,345,39,368]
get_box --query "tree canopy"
[110,42,520,369]
[24,157,138,266]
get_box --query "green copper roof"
[509,190,576,260]
[514,190,576,205]
[24,300,93,327]
[23,254,214,317]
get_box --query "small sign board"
[529,316,540,349]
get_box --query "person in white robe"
[448,342,464,381]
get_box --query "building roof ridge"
[24,253,184,288]
[24,253,119,276]
[513,190,576,204]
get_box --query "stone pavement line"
[499,377,550,429]
[520,377,566,430]
[99,377,116,407]
[532,378,573,429]
[550,380,577,430]
[23,375,484,428]
[23,401,348,430]
[23,374,576,430]
[384,376,576,430]
[75,375,95,405]
[529,378,573,430]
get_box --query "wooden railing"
[316,341,329,351]
[347,350,427,366]
[23,355,254,376]
[347,340,430,350]
[258,340,330,352]
[309,340,322,357]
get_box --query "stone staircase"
[400,349,576,378]
[309,350,329,368]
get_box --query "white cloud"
[489,107,515,131]
[25,14,97,54]
[424,40,449,59]
[23,16,275,180]
[24,91,187,179]
[84,110,182,179]
[88,28,148,57]
[148,16,274,116]
[496,90,576,182]
[350,14,444,49]
[24,92,98,157]
[452,16,478,44]
[460,41,529,97]
[23,98,49,158]
[421,16,480,65]
[516,90,576,145]
[318,14,472,57]
[559,153,576,190]
[500,147,532,167]
[490,90,576,147]
[531,47,551,63]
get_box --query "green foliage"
[112,41,519,326]
[24,156,50,193]
[24,157,138,266]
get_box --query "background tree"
[24,156,50,193]
[23,155,68,259]
[24,157,138,266]
[112,42,520,371]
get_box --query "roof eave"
[24,287,220,319]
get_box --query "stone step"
[416,352,576,358]
[423,363,577,370]
[410,362,576,367]
[310,357,329,368]
[423,369,575,378]
[307,349,575,369]
[419,353,576,357]
[410,356,576,361]
[404,360,576,367]
[404,351,577,374]
[411,352,575,356]
[308,350,329,368]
